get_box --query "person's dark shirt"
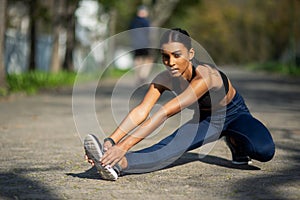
[129,16,150,49]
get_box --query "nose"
[166,56,175,67]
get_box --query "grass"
[6,62,298,96]
[6,71,78,95]
[102,67,132,78]
[247,62,300,76]
[2,67,132,96]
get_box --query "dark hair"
[160,28,192,50]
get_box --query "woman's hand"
[101,144,127,167]
[84,138,114,166]
[103,140,114,152]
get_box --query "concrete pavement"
[0,67,299,199]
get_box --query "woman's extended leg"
[122,115,224,174]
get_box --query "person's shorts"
[134,48,149,57]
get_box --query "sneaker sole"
[84,134,118,181]
[232,160,252,165]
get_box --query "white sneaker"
[84,134,118,181]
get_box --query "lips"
[170,68,179,74]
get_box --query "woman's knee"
[226,114,276,162]
[253,141,275,162]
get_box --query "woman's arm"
[119,75,212,150]
[101,75,213,166]
[107,82,165,144]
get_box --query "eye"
[161,53,169,61]
[173,53,181,58]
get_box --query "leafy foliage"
[248,62,300,76]
[166,0,300,66]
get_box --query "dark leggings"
[123,92,275,174]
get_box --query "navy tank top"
[172,61,229,110]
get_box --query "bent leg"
[225,114,275,162]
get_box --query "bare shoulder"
[194,64,219,78]
[193,64,223,89]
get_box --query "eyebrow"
[172,50,182,54]
[161,50,182,55]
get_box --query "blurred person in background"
[129,5,153,86]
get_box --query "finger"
[101,155,112,166]
[100,152,108,162]
[101,150,112,162]
[110,158,120,167]
[102,154,117,166]
[88,159,94,164]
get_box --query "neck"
[181,63,193,82]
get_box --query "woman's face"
[161,42,194,78]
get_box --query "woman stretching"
[84,28,275,181]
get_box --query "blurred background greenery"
[0,0,299,95]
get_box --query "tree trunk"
[0,0,7,90]
[149,0,180,27]
[105,8,117,68]
[63,0,78,71]
[51,31,60,73]
[29,0,37,71]
[50,0,65,73]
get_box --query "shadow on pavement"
[229,129,300,200]
[67,152,261,181]
[66,167,101,180]
[0,167,60,199]
[231,75,300,113]
[168,152,261,171]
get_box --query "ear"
[189,48,195,61]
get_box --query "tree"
[98,0,183,32]
[0,0,7,90]
[28,0,37,71]
[165,0,300,65]
[50,0,64,73]
[63,0,79,71]
[149,0,181,27]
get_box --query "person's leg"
[134,57,153,85]
[134,56,143,85]
[122,116,223,174]
[225,114,275,162]
[134,48,153,85]
[138,56,153,82]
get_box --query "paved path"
[0,67,299,199]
